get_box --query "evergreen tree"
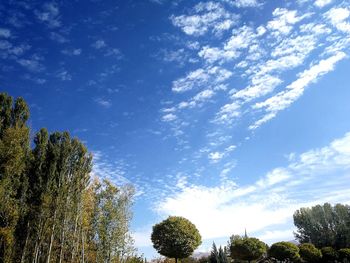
[210,243,219,263]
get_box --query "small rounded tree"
[268,242,300,262]
[321,247,339,262]
[151,216,202,263]
[339,248,350,262]
[230,236,267,263]
[299,243,322,262]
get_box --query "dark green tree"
[210,242,219,263]
[320,247,339,262]
[338,248,350,262]
[268,242,300,262]
[218,246,228,263]
[293,203,350,248]
[298,243,321,263]
[151,216,202,263]
[230,236,267,263]
[0,93,30,262]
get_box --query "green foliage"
[293,203,350,248]
[230,236,267,262]
[339,248,350,262]
[298,243,321,262]
[210,242,219,263]
[0,93,30,262]
[151,216,202,261]
[218,246,228,263]
[0,93,136,263]
[320,247,339,262]
[268,241,300,262]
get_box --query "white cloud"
[214,102,241,124]
[257,229,295,243]
[0,28,11,38]
[62,48,82,56]
[170,2,239,36]
[17,54,44,72]
[222,0,261,8]
[267,8,309,35]
[50,32,68,43]
[133,228,152,247]
[35,2,61,28]
[198,46,238,64]
[225,25,257,51]
[162,113,177,122]
[251,51,346,129]
[95,98,112,108]
[233,75,282,102]
[92,151,131,185]
[172,66,232,93]
[56,70,72,81]
[155,132,350,240]
[208,151,225,162]
[315,0,333,8]
[92,39,107,49]
[326,7,350,33]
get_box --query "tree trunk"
[58,216,67,263]
[70,212,80,262]
[46,209,57,263]
[81,230,85,263]
[20,221,30,263]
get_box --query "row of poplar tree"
[0,93,135,263]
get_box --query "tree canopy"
[0,93,136,263]
[268,241,300,262]
[299,243,322,263]
[229,236,267,263]
[151,216,202,263]
[293,203,350,248]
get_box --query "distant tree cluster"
[0,93,136,263]
[150,203,350,263]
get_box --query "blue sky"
[2,0,350,258]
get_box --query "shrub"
[268,242,300,262]
[321,247,338,262]
[299,243,321,262]
[339,248,350,262]
[230,236,267,263]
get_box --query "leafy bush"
[298,243,321,262]
[339,248,350,262]
[230,236,267,262]
[321,247,338,262]
[268,242,300,262]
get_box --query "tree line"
[0,93,136,263]
[151,203,350,263]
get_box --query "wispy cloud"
[0,28,11,38]
[164,0,350,136]
[95,98,112,108]
[250,51,346,129]
[222,0,261,8]
[170,2,239,36]
[35,2,61,28]
[154,132,350,240]
[17,54,45,72]
[50,32,69,43]
[92,39,107,49]
[61,48,82,56]
[172,66,232,93]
